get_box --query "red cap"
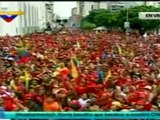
[135,100,146,106]
[143,103,152,110]
[24,94,32,99]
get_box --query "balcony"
[45,3,53,10]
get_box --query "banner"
[0,112,160,119]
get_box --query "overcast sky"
[54,2,76,18]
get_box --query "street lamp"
[124,7,130,36]
[126,7,129,22]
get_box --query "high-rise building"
[76,1,146,17]
[45,1,54,28]
[144,1,160,7]
[69,7,81,28]
[71,7,77,15]
[77,2,95,17]
[108,1,125,12]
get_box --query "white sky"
[54,2,76,18]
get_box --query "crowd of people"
[0,28,160,112]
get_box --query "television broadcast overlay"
[0,112,159,119]
[0,11,24,22]
[1,1,160,120]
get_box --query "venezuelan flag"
[117,45,122,55]
[104,69,112,82]
[0,15,17,22]
[10,80,17,91]
[76,41,80,48]
[20,70,31,91]
[71,58,79,78]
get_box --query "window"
[91,5,94,10]
[56,19,61,23]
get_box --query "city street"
[0,1,160,119]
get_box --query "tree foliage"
[81,21,96,30]
[80,5,160,31]
[118,5,160,30]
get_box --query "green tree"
[81,21,96,30]
[86,9,110,23]
[117,5,160,31]
[81,5,160,31]
[93,12,109,27]
[81,9,118,28]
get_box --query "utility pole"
[124,7,130,40]
[98,2,100,9]
[125,8,129,35]
[144,1,147,6]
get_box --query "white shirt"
[78,98,91,108]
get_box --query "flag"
[71,58,79,78]
[24,70,31,91]
[76,41,80,48]
[16,39,29,53]
[73,56,80,67]
[71,53,79,66]
[16,39,23,48]
[104,69,112,82]
[53,67,61,77]
[10,80,17,91]
[20,70,31,91]
[117,45,122,55]
[129,50,135,57]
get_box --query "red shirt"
[90,53,99,60]
[96,93,112,110]
[116,78,132,87]
[60,68,70,76]
[86,81,103,94]
[75,86,87,95]
[4,97,15,111]
[127,90,149,104]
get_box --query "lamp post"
[126,7,129,22]
[124,7,130,41]
[124,7,129,35]
[126,8,129,34]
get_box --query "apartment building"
[76,1,146,17]
[76,2,95,17]
[145,1,160,7]
[68,7,81,28]
[108,1,125,12]
[45,1,54,29]
[72,7,77,15]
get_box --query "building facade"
[69,7,81,28]
[76,1,146,17]
[0,2,54,36]
[72,7,77,15]
[45,1,54,29]
[76,2,95,17]
[145,1,160,8]
[108,1,125,12]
